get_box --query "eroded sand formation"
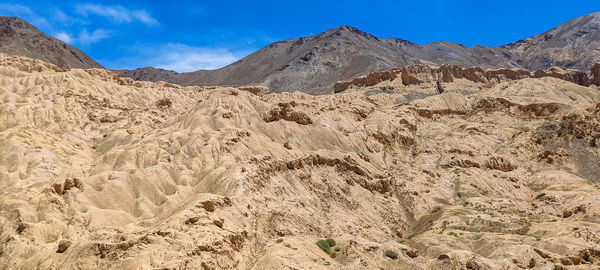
[1,55,600,269]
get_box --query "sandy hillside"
[1,55,600,270]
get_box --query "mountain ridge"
[113,12,600,94]
[0,16,102,69]
[2,11,600,94]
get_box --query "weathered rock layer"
[334,64,594,93]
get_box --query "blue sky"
[1,1,597,72]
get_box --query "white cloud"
[131,10,157,25]
[75,4,158,25]
[153,44,243,72]
[54,32,73,43]
[77,29,110,44]
[52,29,110,45]
[0,3,33,14]
[104,44,249,72]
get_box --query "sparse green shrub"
[384,249,398,259]
[317,238,336,254]
[275,239,283,243]
[431,206,442,213]
[334,247,341,252]
[425,189,430,193]
[326,238,336,247]
[330,252,337,258]
[316,240,331,253]
[535,193,546,200]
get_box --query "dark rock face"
[591,63,600,86]
[503,11,600,71]
[113,67,181,83]
[0,16,101,69]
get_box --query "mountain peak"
[0,16,102,69]
[319,25,378,41]
[333,25,359,31]
[0,16,36,33]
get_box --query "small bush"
[334,247,341,252]
[535,193,546,200]
[326,238,336,247]
[384,249,398,259]
[275,239,283,243]
[330,252,337,258]
[425,189,430,193]
[316,240,331,253]
[431,206,442,213]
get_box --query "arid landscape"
[0,6,600,270]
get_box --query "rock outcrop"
[334,64,593,93]
[591,63,600,86]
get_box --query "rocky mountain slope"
[0,16,102,69]
[112,66,181,83]
[2,55,600,269]
[503,11,600,71]
[114,12,600,94]
[3,11,598,95]
[172,26,521,95]
[115,26,522,94]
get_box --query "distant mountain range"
[1,11,599,94]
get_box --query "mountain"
[173,26,524,94]
[503,11,600,71]
[0,16,101,69]
[112,66,181,82]
[114,12,600,94]
[116,26,521,94]
[3,11,599,94]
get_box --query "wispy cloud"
[75,4,158,25]
[153,44,245,72]
[0,3,50,29]
[104,43,250,72]
[53,29,110,45]
[77,28,110,44]
[54,32,73,43]
[0,3,32,14]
